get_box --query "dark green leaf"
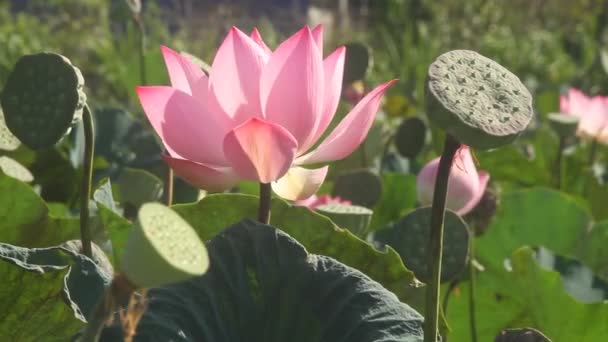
[101,220,424,341]
[0,243,110,340]
[169,194,422,306]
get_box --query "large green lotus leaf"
[370,173,417,230]
[100,220,424,341]
[577,221,608,281]
[171,193,422,305]
[476,188,591,272]
[0,173,79,246]
[476,147,551,187]
[0,243,110,341]
[446,247,608,342]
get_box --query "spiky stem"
[258,182,271,224]
[468,234,478,342]
[79,105,95,258]
[423,134,460,342]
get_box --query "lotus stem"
[79,105,95,258]
[468,233,478,342]
[134,15,147,85]
[554,137,565,189]
[163,164,173,206]
[424,134,460,342]
[258,182,271,224]
[588,139,598,168]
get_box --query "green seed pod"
[0,107,20,151]
[0,156,33,183]
[495,328,551,342]
[394,117,427,159]
[425,50,533,149]
[547,112,579,138]
[121,202,209,288]
[316,203,373,237]
[0,53,86,150]
[374,207,469,283]
[332,168,382,208]
[343,42,372,84]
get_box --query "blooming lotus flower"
[416,146,489,215]
[294,194,352,209]
[136,26,395,200]
[560,88,608,142]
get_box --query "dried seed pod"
[425,50,533,149]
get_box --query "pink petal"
[296,80,397,165]
[457,171,490,215]
[271,166,328,201]
[260,26,324,146]
[250,27,272,56]
[578,96,608,138]
[299,46,346,153]
[223,118,298,183]
[163,154,239,192]
[161,46,206,94]
[136,86,229,166]
[416,147,489,216]
[209,27,269,123]
[311,24,324,56]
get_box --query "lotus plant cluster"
[3,14,608,342]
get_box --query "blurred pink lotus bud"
[560,88,608,142]
[294,194,352,209]
[136,25,396,200]
[416,146,489,215]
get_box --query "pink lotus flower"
[560,88,608,142]
[294,194,352,209]
[136,26,395,200]
[416,146,489,215]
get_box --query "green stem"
[80,105,95,258]
[468,233,478,342]
[554,137,565,190]
[360,139,368,167]
[163,165,173,206]
[258,182,271,224]
[423,134,461,342]
[588,140,598,168]
[378,134,395,174]
[134,16,147,85]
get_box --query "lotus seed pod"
[547,112,579,138]
[0,52,86,150]
[121,202,209,288]
[374,207,469,283]
[0,156,33,183]
[394,117,427,159]
[425,50,533,149]
[495,328,551,342]
[332,168,382,208]
[0,107,21,151]
[343,42,372,84]
[316,203,373,237]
